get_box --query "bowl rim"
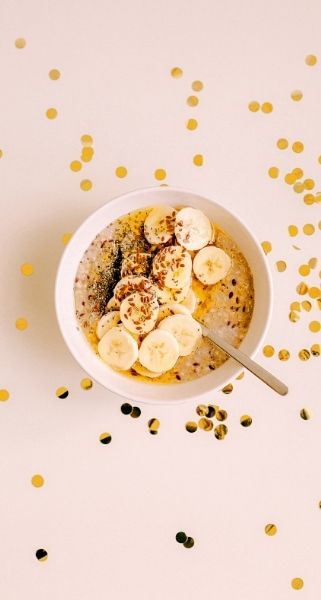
[55,185,273,404]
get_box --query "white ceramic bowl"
[55,186,272,404]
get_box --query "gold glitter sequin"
[265,523,277,536]
[304,193,315,205]
[187,95,199,107]
[293,182,305,193]
[288,225,298,237]
[81,134,93,145]
[298,264,310,276]
[305,54,317,66]
[298,349,310,361]
[216,409,227,422]
[46,108,58,120]
[207,405,216,418]
[276,260,287,272]
[196,404,209,417]
[291,577,304,590]
[49,69,60,80]
[99,432,112,444]
[261,241,272,254]
[154,169,167,181]
[309,320,321,332]
[291,90,303,101]
[261,102,273,113]
[214,424,228,440]
[308,258,317,269]
[148,418,160,433]
[268,166,279,179]
[171,67,183,78]
[115,166,127,178]
[0,149,3,158]
[311,344,320,356]
[21,263,33,276]
[292,167,304,179]
[31,474,44,487]
[186,118,198,130]
[296,282,308,295]
[192,80,203,91]
[240,415,252,427]
[62,232,72,245]
[55,386,68,399]
[81,147,94,162]
[236,371,245,380]
[303,223,315,235]
[284,173,296,185]
[278,349,290,361]
[289,311,300,322]
[221,383,233,394]
[80,179,92,191]
[263,345,275,357]
[70,160,82,172]
[185,421,197,433]
[0,389,10,402]
[300,408,310,419]
[15,38,26,49]
[277,138,288,149]
[15,317,28,330]
[304,178,315,190]
[292,141,304,153]
[80,378,92,390]
[290,302,301,311]
[301,300,312,311]
[309,287,321,298]
[248,101,260,112]
[198,417,213,431]
[193,154,203,166]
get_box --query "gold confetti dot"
[216,409,228,422]
[186,118,198,130]
[309,320,321,332]
[186,95,199,107]
[80,179,92,191]
[248,101,260,112]
[292,141,304,153]
[99,432,112,444]
[196,404,209,417]
[302,300,312,311]
[291,577,304,590]
[46,107,58,120]
[284,173,296,185]
[261,241,272,254]
[310,288,321,299]
[289,311,300,322]
[298,264,310,276]
[20,263,33,276]
[31,474,44,487]
[70,160,82,172]
[305,54,317,66]
[263,345,275,357]
[240,415,252,427]
[278,349,290,361]
[81,147,94,163]
[221,383,233,394]
[49,69,60,80]
[198,417,213,431]
[304,193,315,205]
[297,282,308,295]
[288,225,298,237]
[214,424,228,440]
[81,134,93,145]
[290,301,301,311]
[319,221,321,230]
[185,421,197,433]
[171,67,183,78]
[192,80,203,92]
[311,344,320,356]
[261,102,273,113]
[0,389,10,402]
[300,408,310,419]
[148,418,160,433]
[298,349,310,361]
[265,523,277,536]
[304,178,315,190]
[55,386,69,399]
[293,182,305,193]
[268,166,279,179]
[292,167,304,179]
[236,371,245,380]
[276,260,287,272]
[0,149,3,158]
[15,317,28,331]
[15,38,26,49]
[277,138,288,149]
[62,232,72,245]
[303,223,315,235]
[154,168,166,181]
[115,166,127,178]
[291,90,303,101]
[36,549,48,561]
[80,378,93,390]
[308,258,317,269]
[193,154,203,167]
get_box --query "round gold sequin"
[31,474,44,487]
[81,134,93,145]
[186,119,198,130]
[296,282,308,295]
[301,300,312,311]
[80,378,92,390]
[240,415,252,427]
[49,69,60,80]
[207,405,216,418]
[309,320,321,332]
[298,349,310,361]
[185,421,197,433]
[0,389,10,402]
[216,409,227,422]
[298,264,310,276]
[236,371,245,380]
[193,154,203,166]
[293,182,305,193]
[46,108,58,119]
[311,344,320,356]
[263,345,275,357]
[292,167,304,179]
[154,169,166,181]
[276,260,287,272]
[214,424,228,440]
[55,386,68,399]
[288,225,298,237]
[304,193,315,205]
[292,141,304,153]
[284,173,296,185]
[196,404,209,417]
[309,287,321,298]
[290,302,301,311]
[278,349,290,361]
[148,418,160,433]
[15,317,28,331]
[81,147,94,162]
[80,179,92,191]
[305,54,317,66]
[303,223,315,235]
[0,150,3,158]
[192,80,203,91]
[70,160,82,172]
[221,383,233,394]
[198,417,213,431]
[21,263,33,276]
[62,232,72,245]
[261,102,273,113]
[15,38,26,49]
[308,258,317,269]
[291,577,304,590]
[261,241,272,254]
[304,178,315,190]
[300,408,310,420]
[268,167,279,179]
[248,101,260,112]
[291,90,303,101]
[277,138,288,149]
[115,166,127,178]
[187,95,199,107]
[265,524,277,536]
[171,67,183,78]
[99,432,112,444]
[289,311,300,323]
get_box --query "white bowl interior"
[55,187,272,404]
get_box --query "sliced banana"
[180,288,197,313]
[121,252,151,277]
[98,326,138,370]
[158,314,202,356]
[153,246,192,289]
[133,362,163,378]
[120,291,159,334]
[96,311,121,339]
[114,276,156,302]
[139,329,179,372]
[175,207,213,250]
[144,205,176,244]
[106,296,121,310]
[193,246,231,285]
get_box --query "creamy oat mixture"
[74,206,254,383]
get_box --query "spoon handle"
[200,325,288,396]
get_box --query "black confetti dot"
[183,537,194,549]
[130,406,141,418]
[121,403,132,415]
[36,548,48,561]
[176,531,187,544]
[99,432,112,444]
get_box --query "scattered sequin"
[240,415,252,427]
[193,154,203,166]
[278,349,290,361]
[292,141,304,153]
[309,287,321,299]
[80,378,92,390]
[289,311,300,322]
[15,38,26,49]
[49,69,60,80]
[175,531,187,543]
[285,172,296,185]
[236,371,245,380]
[121,403,132,415]
[192,80,203,91]
[309,320,321,333]
[293,182,305,193]
[186,95,199,107]
[288,225,298,237]
[171,67,183,78]
[46,108,58,119]
[62,232,72,245]
[216,409,228,422]
[20,263,33,276]
[99,432,112,444]
[196,404,209,417]
[15,317,28,330]
[301,301,312,311]
[276,260,287,272]
[277,138,288,149]
[291,90,303,101]
[31,474,44,487]
[298,264,310,277]
[0,389,10,402]
[70,160,82,172]
[115,166,127,178]
[80,179,92,191]
[263,345,275,357]
[130,406,141,418]
[261,241,272,254]
[248,101,260,112]
[185,421,197,433]
[265,524,277,536]
[298,349,310,361]
[308,258,317,269]
[186,118,198,130]
[303,223,315,235]
[268,166,279,179]
[221,383,233,394]
[55,386,68,399]
[304,193,315,205]
[198,417,213,431]
[81,134,93,145]
[0,150,3,158]
[292,167,304,179]
[305,54,317,66]
[154,169,166,181]
[183,537,194,549]
[214,424,228,439]
[261,102,273,113]
[311,344,320,356]
[148,418,160,433]
[296,282,308,295]
[300,408,310,420]
[291,577,304,590]
[81,147,94,162]
[304,178,315,190]
[36,549,48,562]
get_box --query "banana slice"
[180,288,197,313]
[121,252,151,277]
[120,291,159,334]
[139,329,179,372]
[114,276,156,302]
[96,311,121,339]
[193,246,231,285]
[98,326,138,370]
[158,314,202,356]
[144,205,176,244]
[153,246,192,289]
[175,207,213,250]
[106,296,121,310]
[133,362,163,378]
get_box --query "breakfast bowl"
[55,186,273,404]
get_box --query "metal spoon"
[198,322,288,396]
